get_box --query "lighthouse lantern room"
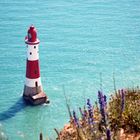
[23,25,49,105]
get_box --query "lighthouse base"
[23,92,49,105]
[23,85,49,105]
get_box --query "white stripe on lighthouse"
[27,44,39,61]
[25,77,42,87]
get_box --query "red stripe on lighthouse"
[26,60,40,79]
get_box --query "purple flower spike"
[73,110,79,127]
[98,91,106,124]
[121,89,125,112]
[87,99,92,109]
[83,109,87,119]
[87,99,94,125]
[104,95,107,107]
[106,129,111,140]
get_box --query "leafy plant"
[109,88,140,133]
[56,88,140,140]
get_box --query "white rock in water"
[17,131,25,138]
[0,131,8,140]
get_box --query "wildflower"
[83,108,88,120]
[87,99,94,125]
[106,129,111,140]
[98,91,106,124]
[121,89,125,112]
[104,95,107,108]
[73,110,80,127]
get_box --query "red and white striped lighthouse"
[23,25,49,105]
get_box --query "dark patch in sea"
[0,98,27,121]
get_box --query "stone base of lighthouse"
[23,85,49,105]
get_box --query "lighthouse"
[23,25,49,105]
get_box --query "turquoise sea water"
[0,0,140,139]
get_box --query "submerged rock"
[0,124,8,140]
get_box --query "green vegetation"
[57,88,140,140]
[109,88,140,133]
[39,87,140,140]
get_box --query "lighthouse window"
[30,52,32,55]
[34,46,36,49]
[35,81,38,87]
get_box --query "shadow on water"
[0,98,27,121]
